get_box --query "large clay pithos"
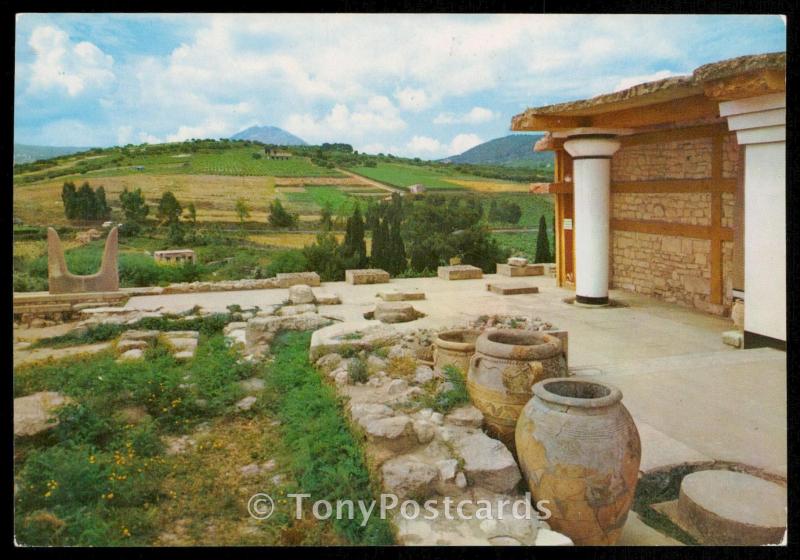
[515,378,641,545]
[466,329,565,447]
[433,329,480,375]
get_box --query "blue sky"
[14,13,786,158]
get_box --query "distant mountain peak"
[229,125,307,146]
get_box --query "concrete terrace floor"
[125,273,787,481]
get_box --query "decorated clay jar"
[433,329,480,375]
[466,329,565,447]
[515,378,641,545]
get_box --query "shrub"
[415,365,469,414]
[262,250,308,277]
[347,357,369,384]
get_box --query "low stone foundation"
[161,272,321,294]
[437,265,483,280]
[345,269,391,285]
[496,263,544,277]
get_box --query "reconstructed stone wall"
[612,193,711,226]
[612,231,711,309]
[607,132,739,315]
[612,137,713,181]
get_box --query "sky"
[14,13,786,158]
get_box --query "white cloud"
[406,135,444,154]
[403,133,483,158]
[394,87,433,112]
[433,107,496,125]
[15,14,785,150]
[165,117,235,142]
[613,70,683,91]
[448,133,482,155]
[283,96,406,143]
[116,125,133,145]
[28,25,114,96]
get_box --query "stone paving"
[123,273,787,482]
[17,271,786,545]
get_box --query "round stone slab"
[677,470,786,545]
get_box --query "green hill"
[442,134,552,168]
[14,143,94,165]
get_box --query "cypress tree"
[342,204,367,267]
[61,181,77,220]
[534,214,553,263]
[371,217,388,270]
[96,186,111,219]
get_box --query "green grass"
[282,186,369,216]
[261,331,395,545]
[492,230,555,261]
[348,163,473,190]
[14,335,260,545]
[15,328,391,545]
[483,193,554,229]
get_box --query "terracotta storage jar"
[466,329,565,447]
[433,329,480,375]
[515,378,641,545]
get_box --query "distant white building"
[408,184,426,194]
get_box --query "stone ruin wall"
[609,133,739,315]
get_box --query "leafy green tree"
[235,198,251,226]
[119,188,149,224]
[61,181,110,221]
[182,201,198,243]
[157,191,183,225]
[167,221,185,245]
[268,199,297,228]
[186,202,197,226]
[303,231,348,281]
[534,215,553,263]
[320,202,333,230]
[404,193,505,273]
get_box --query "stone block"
[437,265,483,280]
[14,392,73,437]
[507,257,528,267]
[722,330,743,348]
[274,272,321,288]
[486,283,539,295]
[378,289,425,301]
[313,291,341,305]
[345,268,390,285]
[288,284,315,304]
[496,263,544,277]
[371,302,424,324]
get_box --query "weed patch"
[263,331,394,545]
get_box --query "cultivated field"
[14,146,344,185]
[348,162,528,192]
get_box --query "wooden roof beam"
[702,69,786,101]
[511,112,591,131]
[590,94,721,129]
